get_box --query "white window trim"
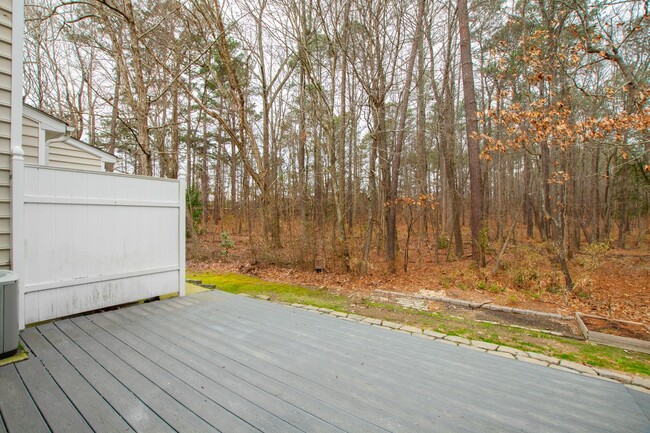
[38,126,47,165]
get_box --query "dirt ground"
[580,315,650,341]
[368,298,579,336]
[188,225,650,326]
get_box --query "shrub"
[487,283,504,294]
[577,241,610,270]
[437,234,450,249]
[512,269,539,289]
[220,231,235,258]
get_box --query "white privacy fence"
[19,165,185,325]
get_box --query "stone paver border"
[190,280,650,394]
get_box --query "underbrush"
[187,223,650,324]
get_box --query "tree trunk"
[523,153,534,238]
[415,26,429,245]
[107,65,120,172]
[387,0,425,272]
[170,80,180,179]
[457,0,485,266]
[430,13,463,259]
[124,0,152,175]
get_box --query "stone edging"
[244,294,649,394]
[187,279,216,289]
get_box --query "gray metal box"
[0,270,18,359]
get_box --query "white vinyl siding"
[0,41,9,59]
[48,140,103,171]
[22,109,117,172]
[0,0,10,269]
[22,115,38,164]
[0,57,10,79]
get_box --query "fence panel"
[22,165,185,324]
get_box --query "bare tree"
[457,0,485,266]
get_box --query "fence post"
[178,174,186,297]
[11,0,25,328]
[10,149,24,329]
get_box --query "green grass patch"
[187,272,349,311]
[546,339,650,376]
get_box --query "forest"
[24,0,649,320]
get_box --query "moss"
[187,272,349,311]
[0,347,29,367]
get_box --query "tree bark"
[457,0,485,266]
[387,0,425,272]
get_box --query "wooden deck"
[1,290,648,432]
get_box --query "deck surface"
[1,290,648,432]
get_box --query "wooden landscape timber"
[576,313,650,355]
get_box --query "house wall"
[48,140,103,171]
[0,0,11,269]
[21,116,38,164]
[23,118,105,170]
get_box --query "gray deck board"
[82,314,304,433]
[212,296,625,406]
[181,292,650,427]
[199,295,621,403]
[93,311,345,433]
[138,300,438,431]
[170,295,575,391]
[1,290,648,433]
[19,326,133,432]
[54,319,220,433]
[629,388,650,421]
[15,356,92,433]
[22,324,165,433]
[147,294,649,432]
[150,294,645,432]
[113,304,401,432]
[134,299,489,432]
[0,364,50,433]
[70,316,262,433]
